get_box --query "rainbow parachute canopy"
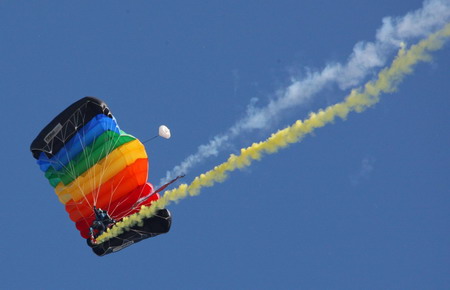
[30,97,171,256]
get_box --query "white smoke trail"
[161,0,450,185]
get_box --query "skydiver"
[89,207,116,240]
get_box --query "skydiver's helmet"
[93,207,100,218]
[93,206,107,220]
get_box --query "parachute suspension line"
[142,135,159,144]
[78,110,99,209]
[58,110,93,209]
[70,108,95,231]
[69,111,96,221]
[81,120,95,206]
[93,121,121,208]
[116,176,147,218]
[108,189,130,217]
[110,183,147,219]
[102,128,118,214]
[89,119,113,207]
[103,123,129,214]
[91,124,108,207]
[104,174,125,216]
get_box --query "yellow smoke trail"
[96,23,450,244]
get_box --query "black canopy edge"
[30,96,113,159]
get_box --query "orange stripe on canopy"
[65,158,148,222]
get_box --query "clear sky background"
[1,1,449,289]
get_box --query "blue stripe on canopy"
[37,114,120,172]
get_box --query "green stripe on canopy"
[44,130,136,187]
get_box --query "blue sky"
[1,1,449,289]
